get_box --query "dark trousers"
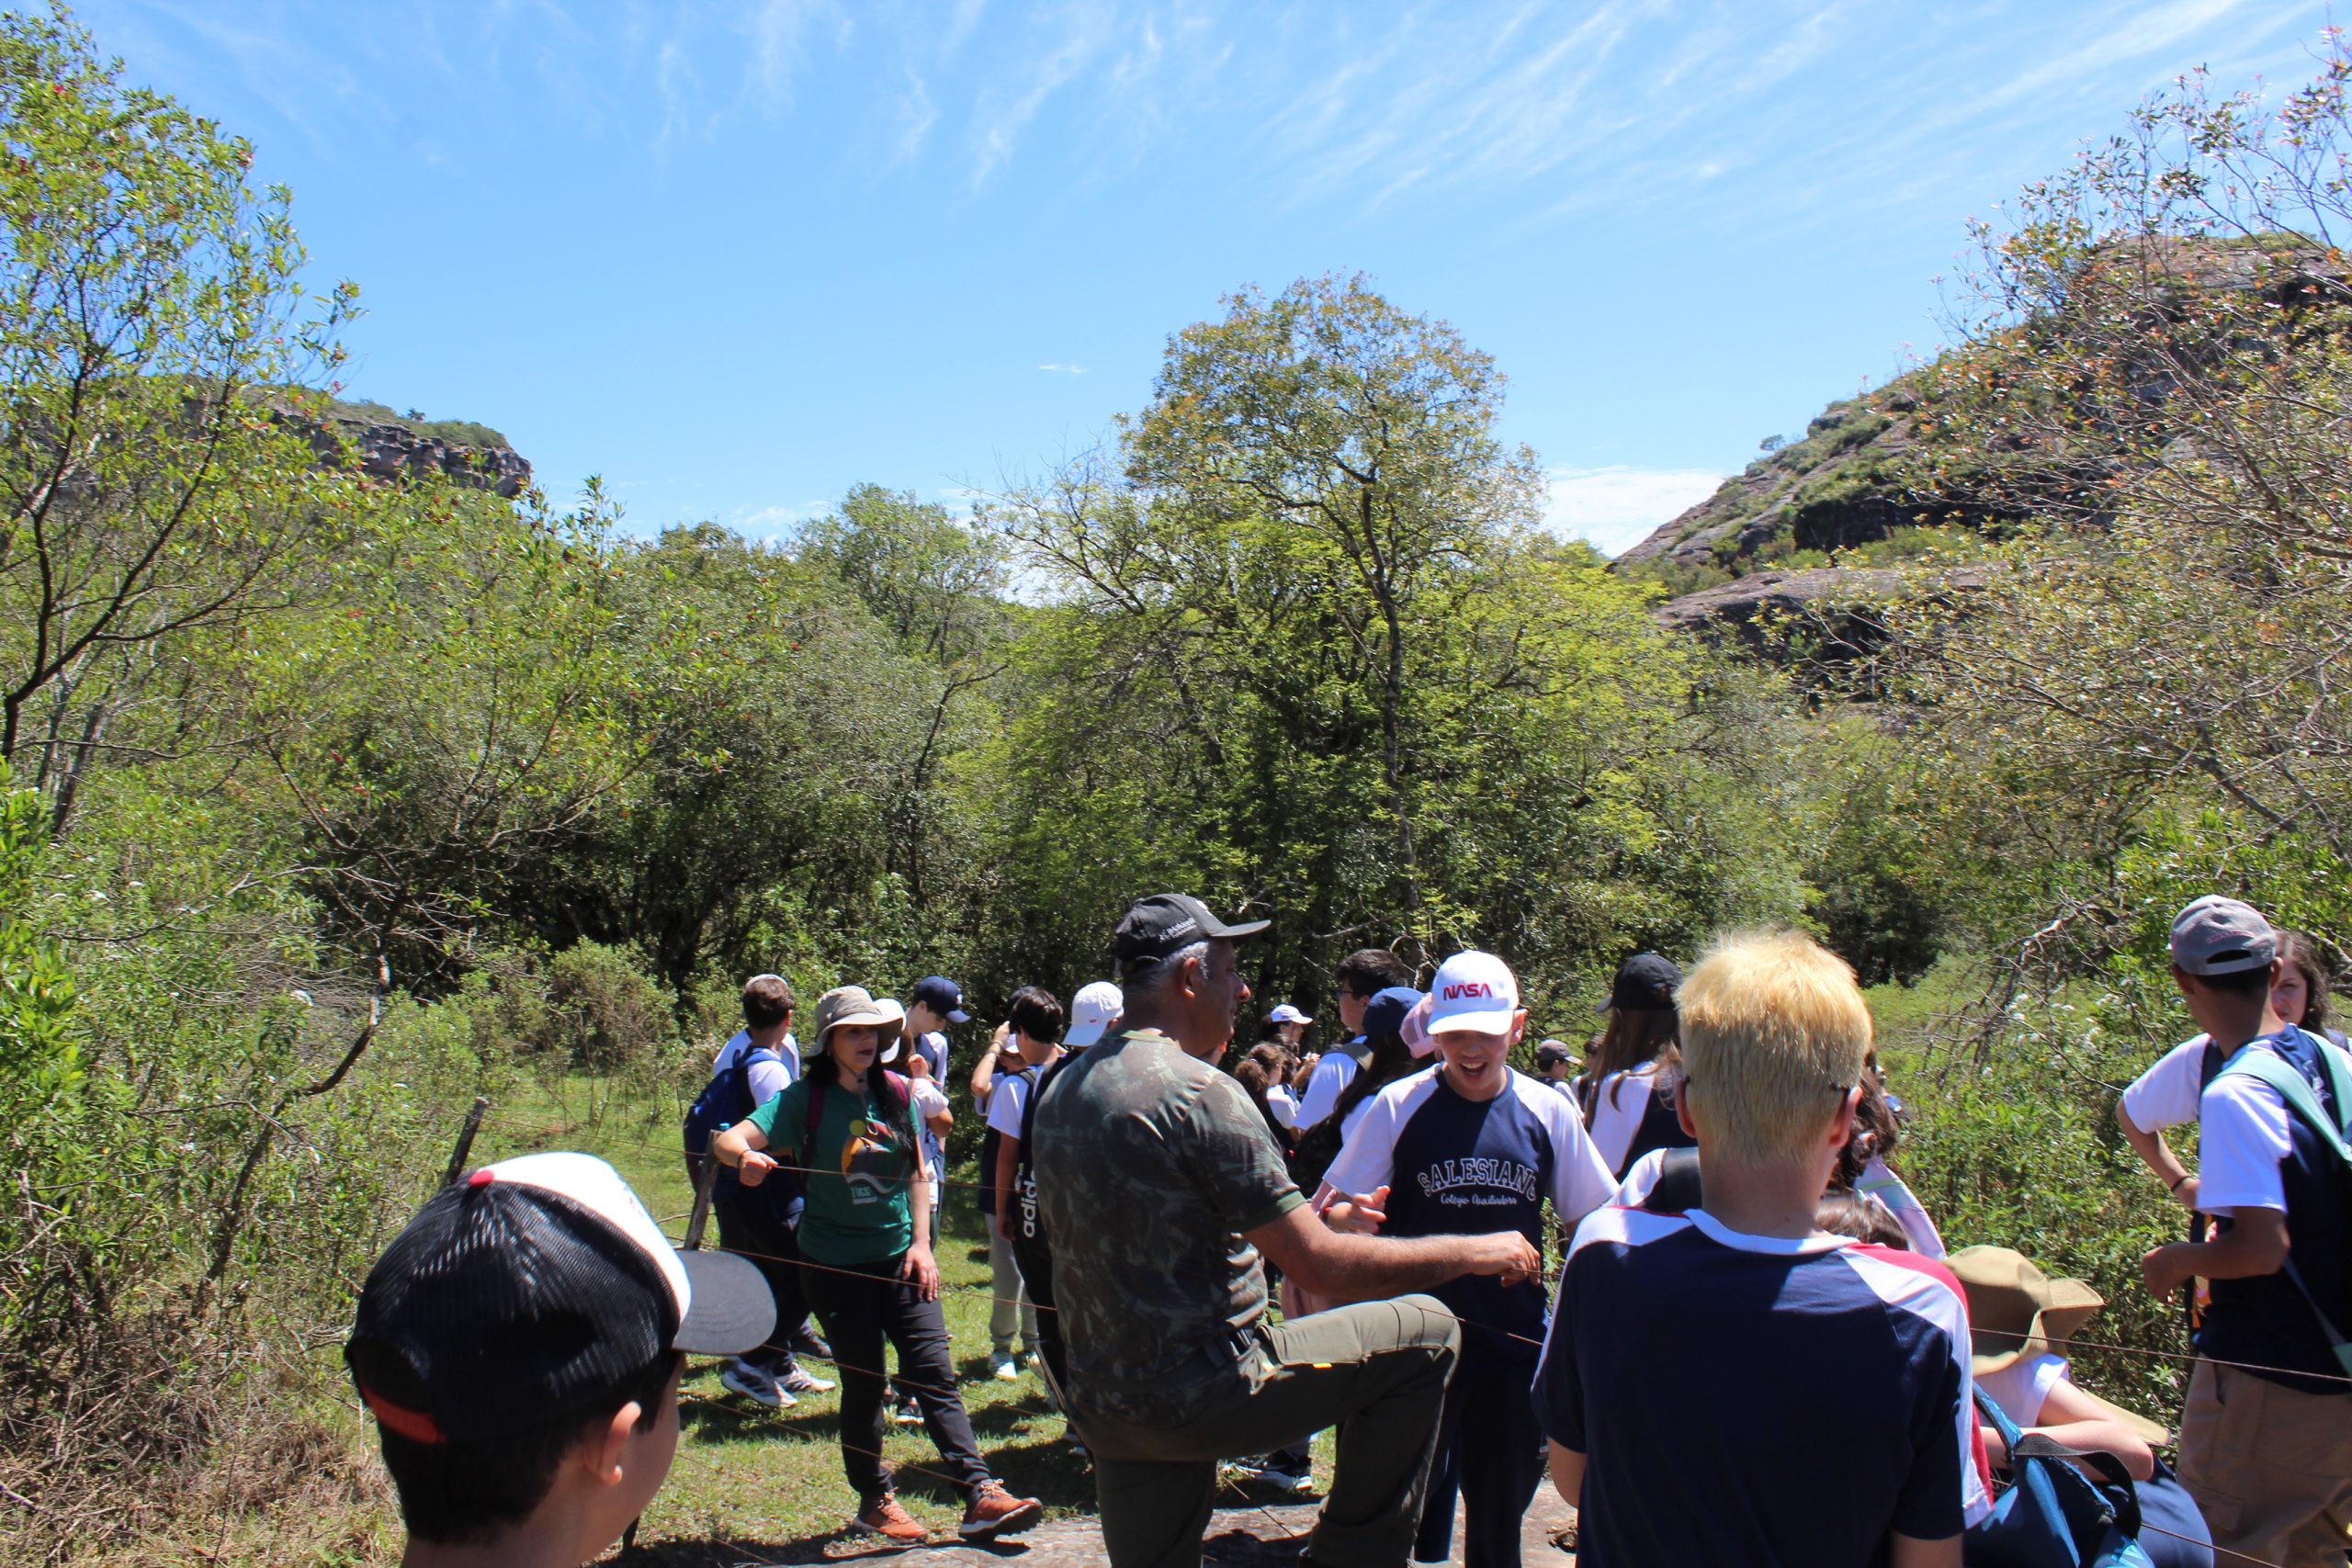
[1009,1224,1069,1394]
[713,1187,809,1371]
[800,1253,992,1502]
[1080,1295,1460,1568]
[1413,1337,1544,1568]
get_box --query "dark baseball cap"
[1362,986,1424,1041]
[345,1153,772,1447]
[1114,893,1270,964]
[1533,1039,1578,1071]
[1606,951,1682,1011]
[911,976,971,1023]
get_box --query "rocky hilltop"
[277,397,532,498]
[1626,233,2336,643]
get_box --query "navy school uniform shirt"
[2195,1021,2352,1393]
[1534,1203,1991,1568]
[1320,1066,1616,1345]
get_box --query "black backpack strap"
[1644,1146,1704,1213]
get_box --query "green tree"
[0,8,357,834]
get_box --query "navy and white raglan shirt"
[1534,1204,1991,1567]
[2196,1022,2352,1394]
[1321,1066,1616,1345]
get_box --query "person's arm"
[713,1118,785,1184]
[1547,1442,1584,1506]
[1887,1534,1961,1568]
[1246,1201,1538,1298]
[2116,1100,2198,1209]
[2143,1206,2288,1296]
[1988,1379,2154,1482]
[903,1165,941,1300]
[994,1134,1021,1241]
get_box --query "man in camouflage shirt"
[1033,894,1542,1568]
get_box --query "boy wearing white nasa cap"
[1319,950,1616,1568]
[345,1152,775,1565]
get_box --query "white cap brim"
[674,1249,776,1356]
[1066,1019,1109,1047]
[1428,1006,1517,1036]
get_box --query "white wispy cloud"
[1035,362,1088,374]
[1544,467,1727,558]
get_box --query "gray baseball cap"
[2168,896,2278,976]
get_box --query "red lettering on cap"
[1440,982,1495,1000]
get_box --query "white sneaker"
[719,1359,794,1408]
[990,1355,1021,1382]
[1240,1457,1315,1495]
[779,1361,836,1394]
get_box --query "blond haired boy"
[1532,930,1988,1568]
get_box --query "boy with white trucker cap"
[1319,950,1617,1568]
[344,1151,775,1565]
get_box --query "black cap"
[344,1153,772,1447]
[1606,951,1682,1012]
[1114,893,1270,965]
[1533,1039,1577,1070]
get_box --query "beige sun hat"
[805,987,906,1061]
[1947,1245,2169,1445]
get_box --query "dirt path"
[628,1486,1578,1565]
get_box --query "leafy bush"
[530,941,673,1071]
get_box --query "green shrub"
[529,940,673,1071]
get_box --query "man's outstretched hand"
[1465,1231,1543,1288]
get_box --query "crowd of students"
[342,890,2350,1568]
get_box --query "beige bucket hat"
[1947,1245,2168,1445]
[805,986,906,1061]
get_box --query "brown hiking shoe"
[959,1479,1044,1539]
[854,1492,927,1543]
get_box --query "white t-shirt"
[1973,1351,2068,1429]
[1266,1083,1299,1130]
[1855,1156,1946,1258]
[1614,1149,1947,1258]
[2197,1070,2296,1216]
[1295,1044,1363,1130]
[1588,1063,1672,1175]
[2119,1034,2211,1133]
[985,1056,1062,1141]
[711,1030,798,1108]
[910,1076,949,1206]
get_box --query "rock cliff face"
[275,400,532,498]
[1630,234,2335,641]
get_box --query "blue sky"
[72,0,2323,555]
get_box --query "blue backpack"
[1963,1387,2154,1568]
[683,1041,789,1199]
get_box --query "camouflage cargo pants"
[1078,1294,1461,1568]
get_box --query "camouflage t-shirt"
[1031,1027,1305,1426]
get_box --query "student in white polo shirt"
[2139,897,2352,1568]
[1320,952,1617,1568]
[1295,949,1413,1132]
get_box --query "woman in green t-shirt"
[714,985,1040,1544]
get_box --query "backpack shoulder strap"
[1644,1146,1704,1213]
[803,1073,827,1155]
[2217,1043,2352,1162]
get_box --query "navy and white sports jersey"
[1321,1066,1615,1339]
[1535,1204,1990,1567]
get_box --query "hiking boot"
[719,1359,793,1408]
[959,1479,1043,1539]
[854,1492,927,1543]
[778,1359,836,1395]
[1233,1455,1315,1495]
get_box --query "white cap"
[1065,980,1125,1047]
[1401,992,1438,1058]
[478,1152,775,1355]
[1269,1003,1315,1026]
[1426,950,1521,1036]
